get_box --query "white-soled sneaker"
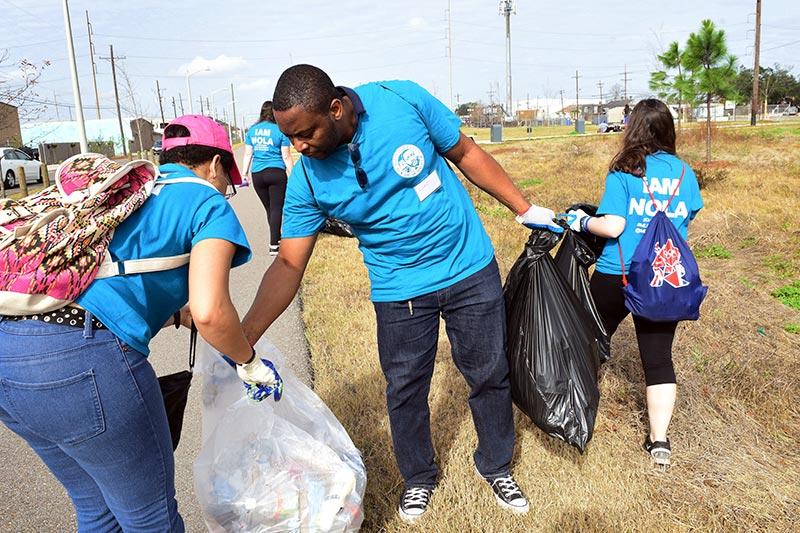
[269,245,279,256]
[398,486,432,523]
[475,467,529,514]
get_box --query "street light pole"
[62,0,88,152]
[185,67,209,114]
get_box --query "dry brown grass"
[300,125,800,532]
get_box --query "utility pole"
[573,70,581,122]
[620,64,631,102]
[230,83,238,141]
[86,10,100,119]
[199,96,204,115]
[487,84,496,125]
[559,89,565,124]
[155,80,165,125]
[499,0,515,118]
[100,45,127,158]
[54,90,60,120]
[751,0,762,126]
[597,81,604,105]
[178,93,184,115]
[62,0,87,152]
[171,96,177,118]
[447,0,454,110]
[206,97,211,117]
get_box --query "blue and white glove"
[515,204,563,233]
[564,208,591,232]
[232,354,284,402]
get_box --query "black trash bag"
[554,230,611,363]
[157,325,197,451]
[565,203,608,260]
[321,217,355,238]
[504,229,601,453]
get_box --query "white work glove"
[564,208,591,232]
[515,204,563,233]
[236,355,283,402]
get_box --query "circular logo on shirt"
[392,144,425,178]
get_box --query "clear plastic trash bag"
[193,338,366,532]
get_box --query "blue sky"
[2,0,798,125]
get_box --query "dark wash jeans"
[373,259,515,488]
[0,315,183,532]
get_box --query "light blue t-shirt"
[282,81,494,302]
[595,152,703,275]
[77,163,252,355]
[245,121,290,172]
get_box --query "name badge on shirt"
[414,170,441,202]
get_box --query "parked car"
[152,139,163,156]
[1,147,44,189]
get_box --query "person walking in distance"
[241,64,565,522]
[242,101,295,255]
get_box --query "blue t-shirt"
[77,164,252,355]
[595,152,703,275]
[282,81,494,302]
[245,121,290,172]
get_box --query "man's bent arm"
[242,235,317,346]
[444,133,531,215]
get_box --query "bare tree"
[0,50,50,124]
[609,83,623,101]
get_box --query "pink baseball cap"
[162,115,242,185]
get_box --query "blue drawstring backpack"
[619,165,708,322]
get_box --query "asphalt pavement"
[0,149,311,532]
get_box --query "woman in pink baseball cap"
[0,115,281,532]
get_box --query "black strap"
[189,322,197,370]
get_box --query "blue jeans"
[373,259,515,488]
[0,315,184,532]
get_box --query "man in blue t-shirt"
[242,65,561,522]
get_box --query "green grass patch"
[764,254,796,279]
[696,244,732,259]
[476,204,507,218]
[772,281,800,310]
[739,236,758,249]
[517,177,543,188]
[784,323,800,334]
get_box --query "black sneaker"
[476,467,529,514]
[398,486,432,523]
[644,436,672,466]
[269,244,279,256]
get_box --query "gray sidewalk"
[0,155,310,532]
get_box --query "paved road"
[0,151,311,532]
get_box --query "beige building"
[0,103,21,146]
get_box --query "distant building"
[0,103,22,146]
[21,117,161,156]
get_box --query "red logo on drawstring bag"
[650,239,689,288]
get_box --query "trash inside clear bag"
[193,338,366,532]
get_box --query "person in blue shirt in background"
[242,101,295,255]
[566,99,703,467]
[0,115,282,532]
[241,64,563,522]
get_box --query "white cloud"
[408,17,427,29]
[171,55,248,76]
[238,78,272,92]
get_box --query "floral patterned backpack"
[0,153,189,315]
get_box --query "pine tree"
[682,20,739,162]
[649,42,697,127]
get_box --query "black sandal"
[643,436,672,466]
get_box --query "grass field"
[299,124,800,531]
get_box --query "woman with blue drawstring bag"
[565,99,706,467]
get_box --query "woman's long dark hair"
[609,98,676,176]
[259,100,275,123]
